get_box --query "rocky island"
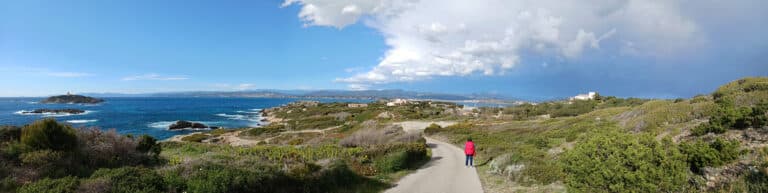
[168,120,218,130]
[18,109,86,115]
[40,94,104,104]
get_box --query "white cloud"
[347,84,370,90]
[283,0,704,85]
[122,73,189,81]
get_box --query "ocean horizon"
[0,97,371,139]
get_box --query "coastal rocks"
[168,120,213,130]
[40,94,104,104]
[19,109,86,115]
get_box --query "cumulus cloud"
[283,0,703,85]
[122,73,189,81]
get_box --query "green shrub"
[423,123,442,135]
[744,169,768,192]
[20,150,64,166]
[0,177,18,192]
[89,167,165,193]
[691,122,726,136]
[186,164,287,193]
[18,176,79,193]
[243,124,285,136]
[679,138,741,173]
[0,126,21,142]
[561,131,688,193]
[1,141,29,159]
[372,143,428,173]
[181,133,209,143]
[136,135,160,155]
[21,119,78,151]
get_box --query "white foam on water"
[13,110,95,117]
[66,119,98,124]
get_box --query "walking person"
[464,137,475,167]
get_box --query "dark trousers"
[465,155,474,166]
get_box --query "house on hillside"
[386,99,409,106]
[570,92,597,101]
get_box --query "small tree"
[21,119,78,151]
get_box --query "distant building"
[347,103,368,108]
[386,99,409,106]
[570,92,596,101]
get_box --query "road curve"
[385,136,484,193]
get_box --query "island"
[40,94,104,104]
[18,109,86,115]
[168,120,218,130]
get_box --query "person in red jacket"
[465,137,476,167]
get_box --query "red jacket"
[464,141,475,156]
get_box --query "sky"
[1,0,767,100]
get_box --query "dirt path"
[386,121,484,193]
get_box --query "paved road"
[385,136,484,193]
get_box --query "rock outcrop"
[168,121,212,130]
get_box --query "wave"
[14,110,96,117]
[215,113,264,122]
[66,119,98,124]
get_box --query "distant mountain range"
[83,89,517,101]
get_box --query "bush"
[18,176,80,193]
[77,129,149,168]
[0,126,21,142]
[243,124,285,136]
[186,164,287,193]
[372,143,428,173]
[691,123,726,136]
[21,119,78,151]
[561,131,688,193]
[0,177,18,192]
[136,135,161,156]
[181,133,209,143]
[423,123,442,134]
[679,138,741,173]
[89,167,165,193]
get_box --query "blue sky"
[1,0,767,100]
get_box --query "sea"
[0,97,370,140]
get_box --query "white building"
[570,92,597,101]
[386,99,409,106]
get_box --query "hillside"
[426,77,768,192]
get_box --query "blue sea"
[0,97,369,139]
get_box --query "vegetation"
[426,77,768,192]
[561,130,688,192]
[679,138,742,173]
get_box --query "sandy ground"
[164,126,340,146]
[393,121,457,133]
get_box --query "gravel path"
[386,121,484,193]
